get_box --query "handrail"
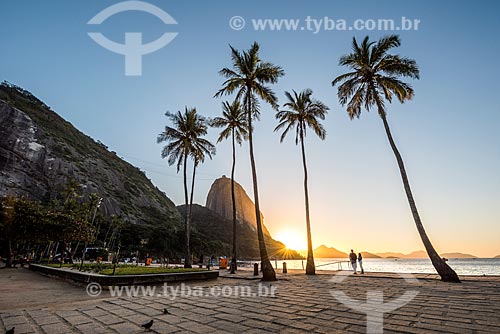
[316,260,351,270]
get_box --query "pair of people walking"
[349,249,364,274]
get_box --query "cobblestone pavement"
[1,268,500,333]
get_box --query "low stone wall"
[29,264,219,286]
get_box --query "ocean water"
[271,258,500,276]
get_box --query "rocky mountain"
[0,82,182,228]
[375,250,478,259]
[376,252,406,258]
[440,252,477,259]
[312,245,348,258]
[400,250,428,258]
[305,246,380,259]
[206,175,271,236]
[178,204,303,260]
[360,252,381,258]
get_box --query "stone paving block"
[246,312,274,322]
[31,315,60,326]
[194,307,218,316]
[2,324,35,334]
[64,315,93,326]
[177,321,219,333]
[242,329,270,334]
[288,320,318,331]
[121,314,151,326]
[126,306,159,317]
[150,322,183,334]
[241,319,285,331]
[108,307,136,317]
[2,315,28,326]
[94,313,124,325]
[279,329,311,334]
[154,314,184,325]
[209,320,251,332]
[213,313,246,323]
[108,322,142,334]
[80,308,108,317]
[55,310,81,318]
[76,322,112,334]
[41,323,74,333]
[1,311,24,318]
[345,324,372,333]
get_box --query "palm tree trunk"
[71,241,80,259]
[183,153,191,268]
[246,90,276,281]
[186,161,197,269]
[380,113,460,283]
[6,238,12,268]
[230,129,237,274]
[300,129,315,275]
[60,241,65,267]
[79,241,88,270]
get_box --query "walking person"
[349,249,357,274]
[358,252,364,274]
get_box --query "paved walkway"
[1,268,499,333]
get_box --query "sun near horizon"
[274,230,308,252]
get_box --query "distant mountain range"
[376,250,479,258]
[440,252,477,259]
[305,245,346,258]
[299,245,381,259]
[379,251,479,259]
[297,246,482,259]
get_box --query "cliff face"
[0,83,181,227]
[205,176,271,236]
[0,101,49,199]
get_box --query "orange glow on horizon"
[274,230,307,251]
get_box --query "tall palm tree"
[157,107,215,268]
[215,42,284,281]
[332,35,460,283]
[211,100,248,274]
[188,135,216,259]
[274,89,329,275]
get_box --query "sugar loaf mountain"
[0,83,301,259]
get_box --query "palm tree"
[332,35,460,282]
[188,135,216,259]
[157,107,215,268]
[211,100,248,274]
[274,89,329,275]
[215,42,284,281]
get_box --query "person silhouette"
[349,249,357,274]
[358,253,364,274]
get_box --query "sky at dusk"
[1,0,499,257]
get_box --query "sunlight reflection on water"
[279,258,500,275]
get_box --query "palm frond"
[215,42,283,121]
[158,107,215,172]
[370,35,401,64]
[333,34,419,118]
[275,89,328,144]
